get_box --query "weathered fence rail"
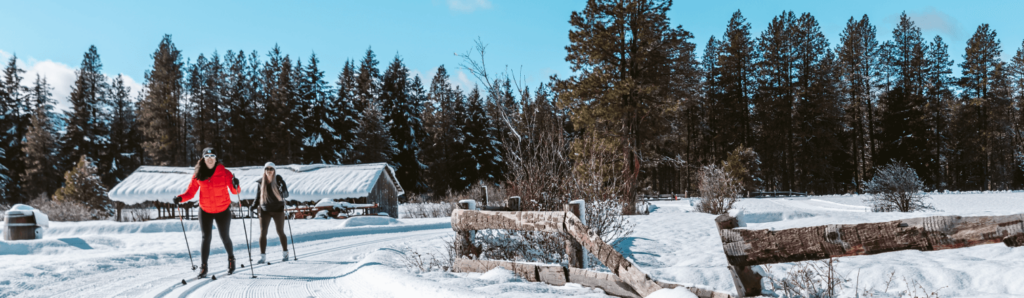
[451,200,736,298]
[715,213,1024,297]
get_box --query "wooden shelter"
[108,163,403,218]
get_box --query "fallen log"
[451,209,565,234]
[717,213,1024,267]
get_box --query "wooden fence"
[450,199,735,298]
[715,213,1024,297]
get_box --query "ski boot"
[257,254,266,264]
[228,257,236,275]
[282,250,289,262]
[197,264,208,279]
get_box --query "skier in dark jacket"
[173,147,241,278]
[255,162,290,264]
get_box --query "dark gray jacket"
[255,174,289,207]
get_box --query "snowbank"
[338,216,399,228]
[633,193,1024,297]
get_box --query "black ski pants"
[199,208,234,265]
[259,211,288,254]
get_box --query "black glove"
[232,177,240,189]
[173,196,182,204]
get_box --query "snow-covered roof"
[108,163,403,205]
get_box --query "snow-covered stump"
[714,213,1024,297]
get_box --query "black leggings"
[199,209,234,265]
[259,211,288,254]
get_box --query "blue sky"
[2,0,1023,111]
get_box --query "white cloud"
[0,49,145,112]
[890,7,963,39]
[410,67,478,95]
[447,0,492,13]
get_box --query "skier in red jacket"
[174,147,241,278]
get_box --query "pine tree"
[464,87,504,183]
[558,0,694,214]
[1,55,27,203]
[716,10,756,153]
[380,55,427,192]
[875,13,931,184]
[299,53,336,164]
[422,65,470,196]
[836,15,881,192]
[355,47,380,116]
[923,36,955,190]
[955,24,1010,190]
[139,35,187,166]
[186,53,226,158]
[352,102,397,164]
[21,105,60,199]
[261,45,301,164]
[222,50,261,166]
[108,75,142,184]
[754,11,798,191]
[333,60,361,163]
[53,155,111,219]
[61,45,111,181]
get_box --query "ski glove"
[173,196,182,204]
[232,177,240,189]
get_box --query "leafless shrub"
[694,164,740,215]
[764,258,850,298]
[28,194,93,221]
[123,205,153,222]
[864,162,934,212]
[393,237,457,273]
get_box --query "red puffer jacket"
[178,164,240,213]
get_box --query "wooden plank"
[719,213,1024,267]
[451,209,565,233]
[563,211,663,297]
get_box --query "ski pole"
[177,202,196,271]
[236,195,256,278]
[285,202,297,261]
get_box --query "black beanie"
[202,147,215,156]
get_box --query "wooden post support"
[715,214,762,297]
[567,200,588,269]
[482,185,488,207]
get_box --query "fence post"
[566,200,587,269]
[715,214,762,297]
[482,185,488,207]
[507,196,521,211]
[456,200,480,258]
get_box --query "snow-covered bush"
[28,194,92,222]
[695,164,740,215]
[864,162,934,212]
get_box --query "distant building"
[108,163,403,218]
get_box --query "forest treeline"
[2,1,1024,207]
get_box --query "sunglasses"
[203,154,216,158]
[265,168,275,171]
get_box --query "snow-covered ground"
[2,192,1022,297]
